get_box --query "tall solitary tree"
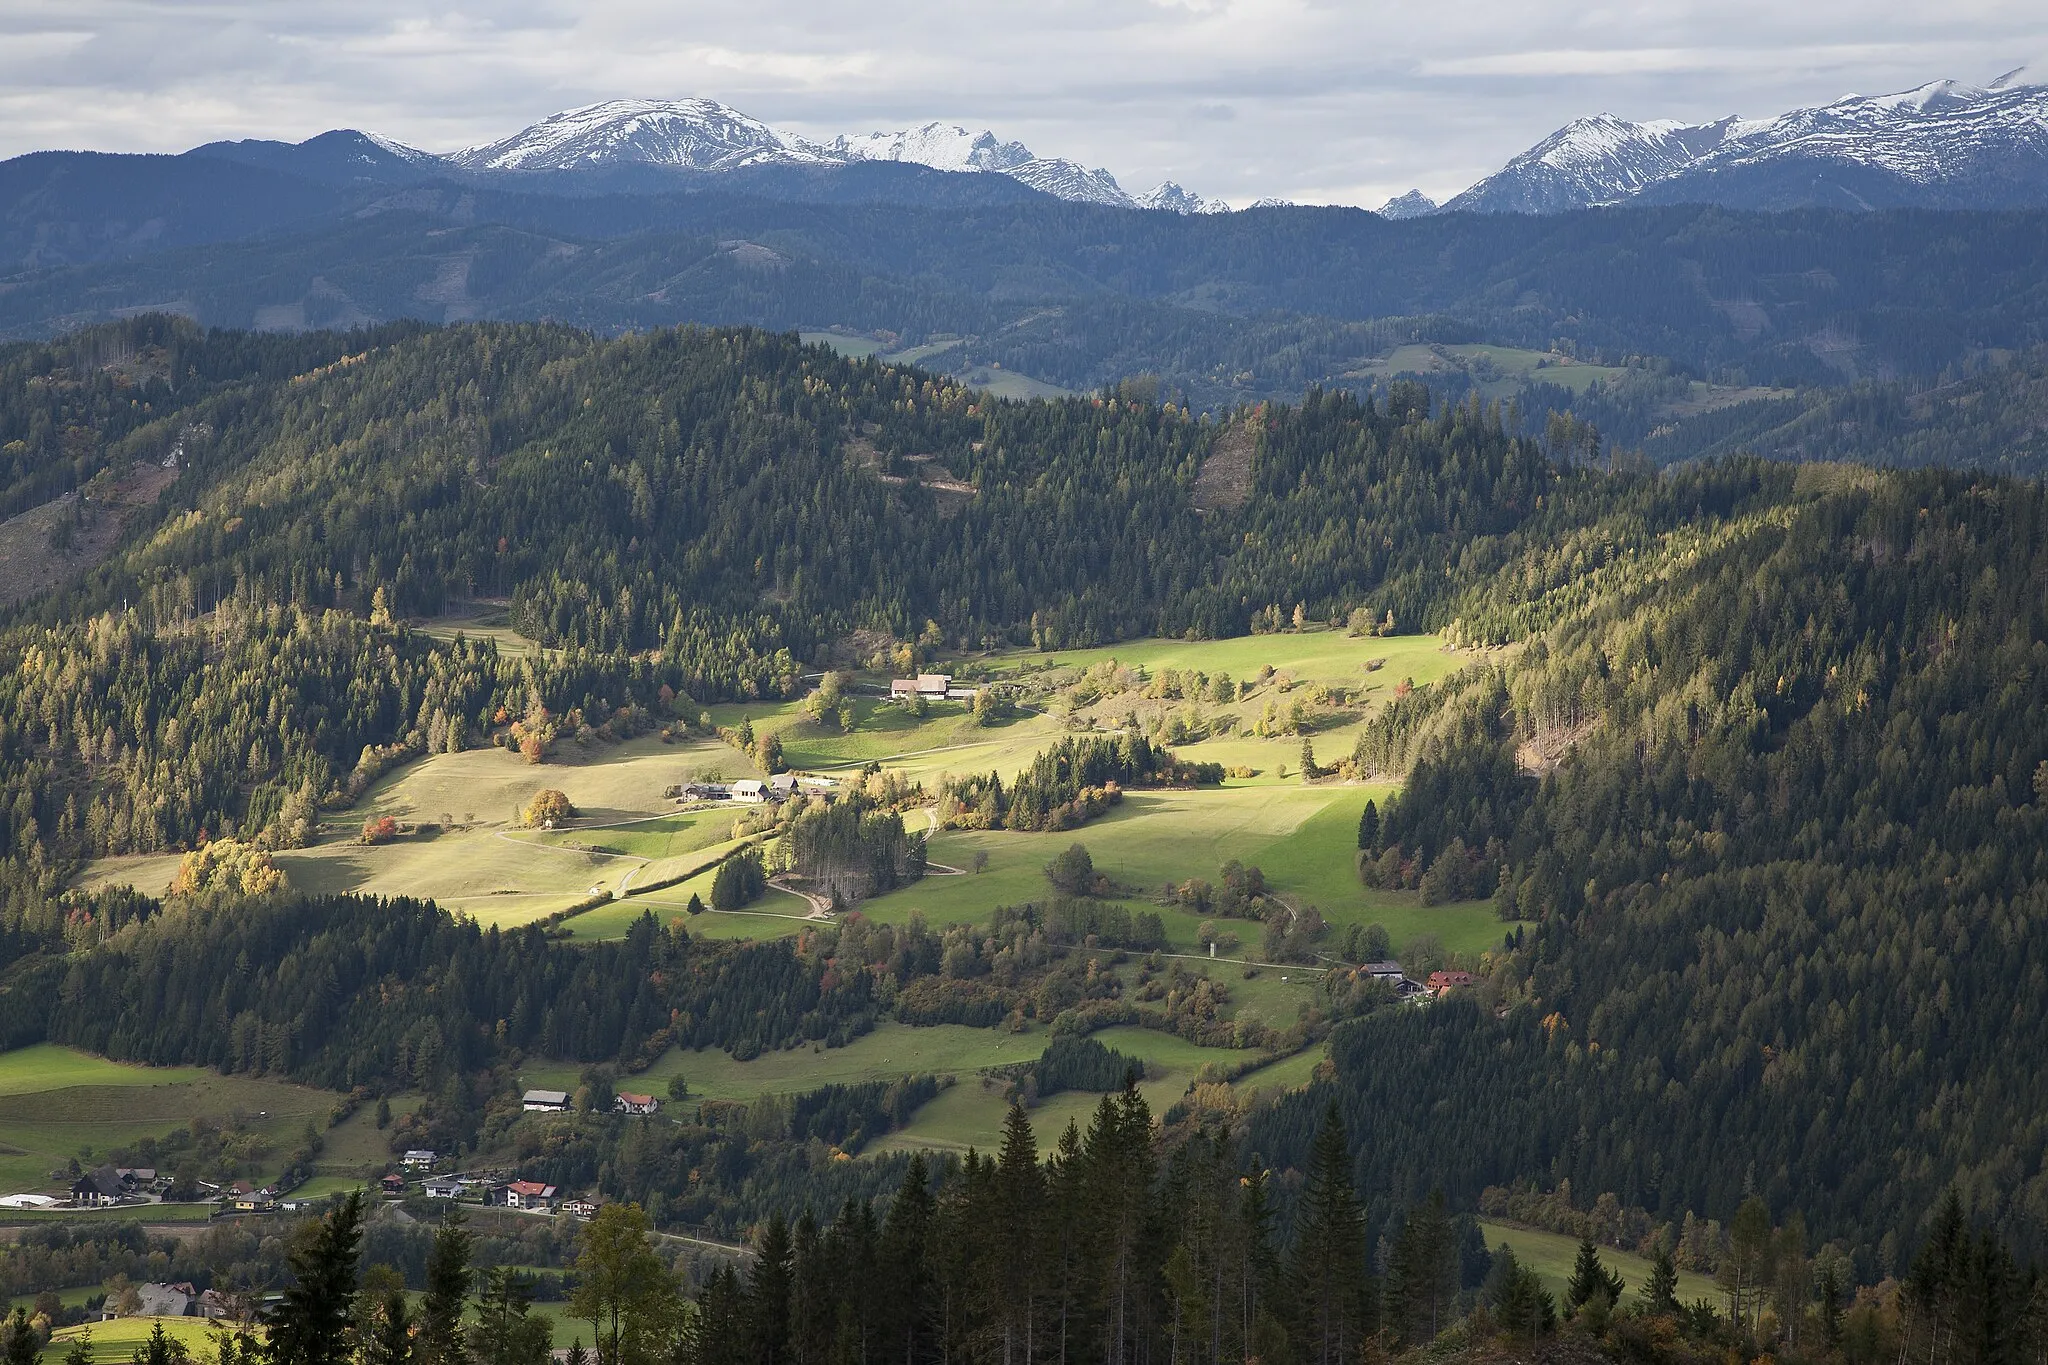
[414,1208,473,1365]
[267,1191,365,1365]
[1291,1106,1368,1365]
[1565,1238,1626,1316]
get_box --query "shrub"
[359,816,399,846]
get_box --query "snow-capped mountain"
[830,123,1033,174]
[451,98,835,173]
[439,98,1218,210]
[1376,190,1438,219]
[1445,66,2048,213]
[1136,182,1228,214]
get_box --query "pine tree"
[415,1208,473,1365]
[748,1214,794,1365]
[471,1266,552,1365]
[1357,800,1379,851]
[267,1191,364,1365]
[990,1101,1045,1365]
[1388,1191,1457,1344]
[879,1155,934,1365]
[1,1309,37,1365]
[1565,1238,1625,1315]
[1640,1245,1681,1318]
[1291,1106,1367,1365]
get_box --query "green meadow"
[1477,1220,1721,1307]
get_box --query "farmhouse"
[422,1176,464,1199]
[564,1199,600,1220]
[379,1174,407,1196]
[402,1149,437,1168]
[615,1091,659,1116]
[768,773,798,798]
[504,1180,558,1211]
[730,779,766,803]
[892,673,958,700]
[70,1167,126,1207]
[522,1088,571,1112]
[1426,970,1475,996]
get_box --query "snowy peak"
[831,123,1034,174]
[1002,158,1137,209]
[1446,113,1737,213]
[1448,67,2048,213]
[1137,181,1228,214]
[1377,190,1437,219]
[438,98,1217,210]
[450,98,832,173]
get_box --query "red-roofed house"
[615,1092,659,1116]
[504,1181,558,1211]
[1426,970,1474,996]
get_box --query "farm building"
[522,1088,571,1111]
[615,1092,659,1116]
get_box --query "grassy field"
[1477,1220,1720,1306]
[0,1045,345,1197]
[43,1316,235,1363]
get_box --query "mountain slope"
[1451,69,2048,212]
[450,97,834,172]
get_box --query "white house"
[730,779,766,803]
[615,1092,659,1116]
[522,1088,571,1112]
[402,1149,437,1168]
[504,1180,557,1211]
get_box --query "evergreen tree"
[1357,800,1379,852]
[267,1191,364,1365]
[471,1266,552,1365]
[1291,1106,1367,1364]
[878,1154,934,1365]
[0,1309,36,1365]
[1640,1245,1681,1318]
[1564,1238,1626,1315]
[747,1215,794,1365]
[415,1208,473,1365]
[989,1101,1045,1365]
[1388,1190,1458,1344]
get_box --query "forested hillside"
[4,316,2048,1285]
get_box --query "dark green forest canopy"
[6,319,2048,1267]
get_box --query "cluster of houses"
[889,672,979,702]
[377,1164,601,1221]
[66,1165,171,1208]
[518,1087,660,1115]
[670,773,836,806]
[1356,961,1476,1000]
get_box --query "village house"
[503,1180,558,1211]
[379,1173,407,1197]
[563,1199,600,1220]
[1426,969,1475,996]
[70,1166,127,1207]
[401,1149,437,1168]
[768,773,798,798]
[615,1091,659,1116]
[106,1282,198,1320]
[730,778,766,803]
[422,1176,465,1199]
[522,1088,571,1112]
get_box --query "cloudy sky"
[2,0,2045,206]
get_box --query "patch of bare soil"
[0,461,177,607]
[1193,421,1256,512]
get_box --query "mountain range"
[1392,65,2048,214]
[195,96,1229,214]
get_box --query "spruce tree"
[1565,1238,1625,1315]
[1358,800,1379,851]
[1,1309,36,1365]
[879,1154,934,1365]
[415,1208,473,1365]
[748,1214,794,1365]
[1640,1245,1681,1318]
[1290,1106,1366,1365]
[267,1191,364,1365]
